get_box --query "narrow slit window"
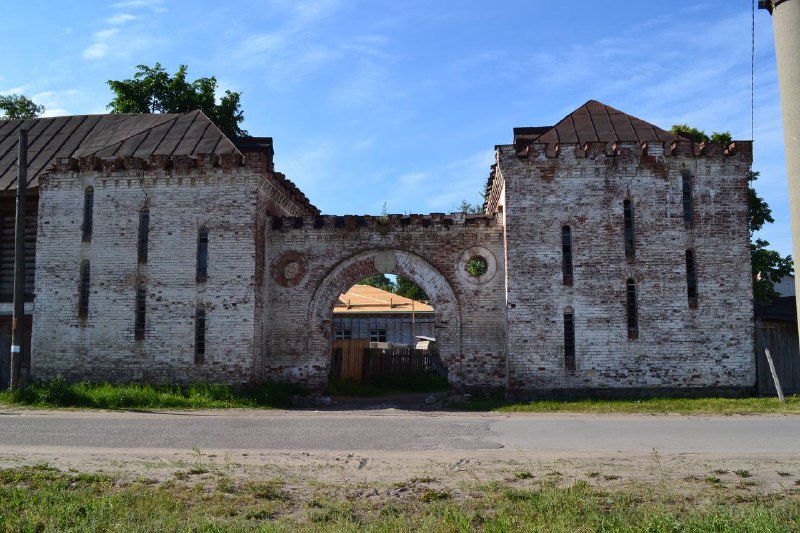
[626,278,638,339]
[686,249,698,306]
[623,199,635,258]
[196,228,208,283]
[134,283,146,340]
[563,310,575,372]
[195,306,206,364]
[682,172,693,226]
[138,209,150,264]
[79,260,90,318]
[562,225,573,285]
[82,187,94,242]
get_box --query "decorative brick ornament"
[456,246,497,285]
[271,251,308,287]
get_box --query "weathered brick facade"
[493,138,754,397]
[21,102,756,396]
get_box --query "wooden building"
[332,284,434,346]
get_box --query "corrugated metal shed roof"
[0,110,239,190]
[333,285,433,315]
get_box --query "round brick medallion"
[271,251,308,287]
[456,246,497,285]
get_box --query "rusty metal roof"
[333,285,433,315]
[0,110,239,191]
[514,100,680,148]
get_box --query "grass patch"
[0,379,302,409]
[0,465,798,531]
[325,374,450,397]
[462,394,800,415]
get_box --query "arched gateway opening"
[308,250,462,390]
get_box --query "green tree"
[671,125,793,302]
[0,94,45,119]
[394,276,428,301]
[107,63,247,138]
[357,274,429,302]
[459,200,484,214]
[357,274,395,293]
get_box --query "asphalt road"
[0,409,798,455]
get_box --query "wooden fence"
[756,320,800,395]
[330,341,443,381]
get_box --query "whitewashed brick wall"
[32,170,265,384]
[496,141,755,396]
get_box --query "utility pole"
[759,0,800,318]
[9,129,27,390]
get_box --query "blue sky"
[1,1,792,256]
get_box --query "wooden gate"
[756,321,800,395]
[330,339,372,381]
[330,341,445,381]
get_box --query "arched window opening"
[196,228,208,283]
[562,225,573,285]
[626,278,638,339]
[79,260,90,319]
[623,199,635,259]
[682,172,693,226]
[563,308,575,372]
[138,209,150,264]
[82,187,94,242]
[686,249,698,307]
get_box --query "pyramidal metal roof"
[0,110,239,191]
[513,100,681,148]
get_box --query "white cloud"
[0,86,29,96]
[354,138,375,150]
[328,61,388,107]
[105,13,138,25]
[83,42,109,60]
[93,28,120,40]
[226,0,393,104]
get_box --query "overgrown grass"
[458,394,800,415]
[325,374,450,397]
[0,463,797,531]
[0,379,301,409]
[3,378,799,415]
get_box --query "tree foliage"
[0,94,45,120]
[671,124,793,302]
[394,276,429,301]
[357,274,429,302]
[357,274,394,293]
[459,200,484,214]
[107,63,247,138]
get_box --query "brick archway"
[308,250,462,389]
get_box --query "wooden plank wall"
[756,320,800,395]
[332,339,371,380]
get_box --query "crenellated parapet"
[268,212,499,231]
[509,140,753,160]
[46,153,318,215]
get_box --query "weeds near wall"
[0,379,301,409]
